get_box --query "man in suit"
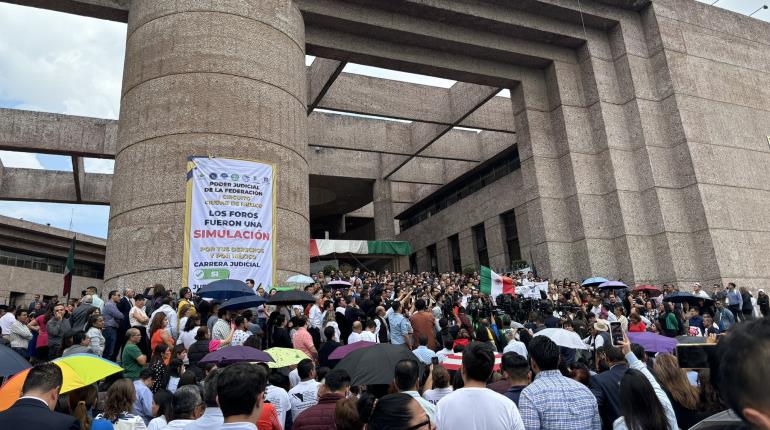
[116,288,135,358]
[590,345,628,430]
[0,363,79,430]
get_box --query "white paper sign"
[183,157,275,292]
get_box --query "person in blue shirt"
[388,302,413,348]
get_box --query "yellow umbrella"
[264,348,310,368]
[0,353,123,411]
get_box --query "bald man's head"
[352,321,362,332]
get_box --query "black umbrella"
[267,290,316,305]
[335,343,421,386]
[220,294,267,311]
[197,279,254,300]
[663,291,714,306]
[0,344,31,378]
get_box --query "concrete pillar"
[458,227,476,270]
[484,217,506,272]
[373,179,395,240]
[104,0,309,290]
[436,238,452,273]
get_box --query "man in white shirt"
[216,362,269,430]
[9,309,34,359]
[436,338,454,363]
[395,359,436,422]
[87,286,104,311]
[0,306,16,338]
[288,359,320,420]
[503,330,528,358]
[437,342,525,430]
[347,321,364,344]
[360,319,378,343]
[265,381,291,428]
[308,296,325,347]
[693,283,712,299]
[162,386,204,430]
[185,370,222,430]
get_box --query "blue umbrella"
[286,274,314,284]
[220,294,267,311]
[0,344,31,378]
[582,277,609,287]
[197,279,254,300]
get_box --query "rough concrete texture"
[105,0,309,291]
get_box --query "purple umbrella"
[329,341,376,360]
[327,280,352,288]
[628,332,677,353]
[199,346,273,365]
[597,281,628,290]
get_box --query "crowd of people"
[0,269,769,430]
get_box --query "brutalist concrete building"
[1,0,769,292]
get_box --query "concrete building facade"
[0,0,769,292]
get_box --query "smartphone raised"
[676,344,716,369]
[610,321,624,346]
[431,356,439,366]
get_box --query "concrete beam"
[72,156,85,202]
[320,73,515,132]
[307,58,346,114]
[0,0,128,21]
[383,82,501,179]
[0,167,110,204]
[0,108,117,157]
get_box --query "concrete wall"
[0,265,103,307]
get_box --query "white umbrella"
[533,328,589,350]
[286,274,314,284]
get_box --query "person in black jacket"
[590,345,628,430]
[0,363,79,430]
[318,326,341,369]
[271,314,292,348]
[187,327,211,378]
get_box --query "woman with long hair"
[615,338,677,430]
[146,389,173,430]
[270,314,292,348]
[654,354,710,429]
[357,392,431,430]
[149,344,171,393]
[166,358,185,393]
[86,314,106,358]
[68,384,98,430]
[149,313,174,357]
[93,379,147,430]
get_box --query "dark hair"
[151,344,170,365]
[325,369,351,392]
[444,337,454,350]
[179,287,191,298]
[432,365,450,389]
[391,301,401,312]
[72,330,87,345]
[295,316,307,328]
[134,294,145,302]
[139,368,154,381]
[605,345,625,363]
[394,359,420,391]
[715,317,770,421]
[195,326,209,341]
[86,314,102,331]
[529,336,560,371]
[619,369,671,430]
[462,342,496,382]
[218,307,228,318]
[366,319,376,330]
[324,326,336,341]
[415,299,426,311]
[201,369,220,407]
[217,363,268,417]
[630,343,647,362]
[234,315,246,327]
[297,358,315,380]
[183,314,200,332]
[179,370,198,388]
[22,363,63,395]
[357,392,420,429]
[335,397,363,430]
[149,312,167,337]
[418,335,428,346]
[316,366,330,383]
[108,290,119,300]
[153,389,173,419]
[169,358,185,378]
[501,351,530,381]
[570,362,591,387]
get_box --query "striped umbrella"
[440,352,502,372]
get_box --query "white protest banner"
[535,282,549,293]
[182,157,275,292]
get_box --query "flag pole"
[65,209,75,302]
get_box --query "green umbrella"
[264,348,310,368]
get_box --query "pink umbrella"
[329,341,377,360]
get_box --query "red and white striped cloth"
[440,352,503,372]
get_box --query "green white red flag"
[479,266,514,300]
[63,236,76,297]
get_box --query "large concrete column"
[373,179,395,240]
[104,0,309,291]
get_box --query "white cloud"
[84,158,115,174]
[0,150,44,169]
[0,3,126,120]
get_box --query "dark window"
[472,223,489,268]
[501,210,521,268]
[427,244,438,274]
[0,249,104,279]
[448,234,462,273]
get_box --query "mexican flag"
[480,266,514,300]
[63,236,76,297]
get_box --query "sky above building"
[0,0,768,238]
